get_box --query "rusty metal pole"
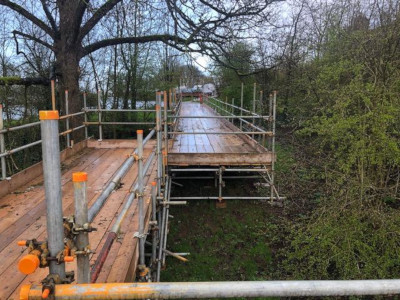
[97,90,103,141]
[0,104,6,180]
[65,90,70,148]
[73,172,90,283]
[83,92,88,139]
[39,110,66,279]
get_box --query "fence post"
[73,172,90,283]
[39,110,66,279]
[0,104,6,180]
[83,92,88,139]
[65,90,70,148]
[97,90,103,141]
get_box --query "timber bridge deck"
[0,88,281,299]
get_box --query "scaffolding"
[1,84,399,299]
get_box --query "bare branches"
[82,34,198,57]
[0,0,55,39]
[12,30,54,51]
[78,0,123,42]
[40,0,58,35]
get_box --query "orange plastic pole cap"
[137,130,143,134]
[17,240,27,246]
[18,254,40,275]
[39,111,59,120]
[72,172,88,182]
[64,256,74,262]
[42,288,51,299]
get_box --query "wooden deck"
[168,101,274,166]
[0,140,156,299]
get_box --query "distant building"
[177,83,216,97]
[202,83,216,96]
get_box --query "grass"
[162,178,285,285]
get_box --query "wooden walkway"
[0,140,156,299]
[168,101,273,166]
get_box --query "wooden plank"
[0,139,87,199]
[0,149,114,251]
[0,148,131,296]
[167,152,275,166]
[4,149,155,299]
[105,162,157,283]
[88,139,156,150]
[0,149,107,235]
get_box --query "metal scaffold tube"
[137,130,145,270]
[73,172,90,283]
[65,90,70,148]
[271,91,277,201]
[161,177,172,266]
[0,104,6,180]
[21,280,400,299]
[83,92,88,139]
[170,196,285,200]
[156,95,163,192]
[97,90,103,141]
[150,181,158,277]
[87,129,155,222]
[240,82,244,130]
[90,151,156,283]
[39,110,66,279]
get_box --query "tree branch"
[0,0,55,38]
[12,30,54,51]
[82,34,197,57]
[78,0,123,42]
[40,0,58,35]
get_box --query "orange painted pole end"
[17,240,27,246]
[137,129,143,135]
[42,288,51,299]
[39,110,59,120]
[64,256,74,262]
[20,284,33,300]
[72,172,88,182]
[18,254,40,275]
